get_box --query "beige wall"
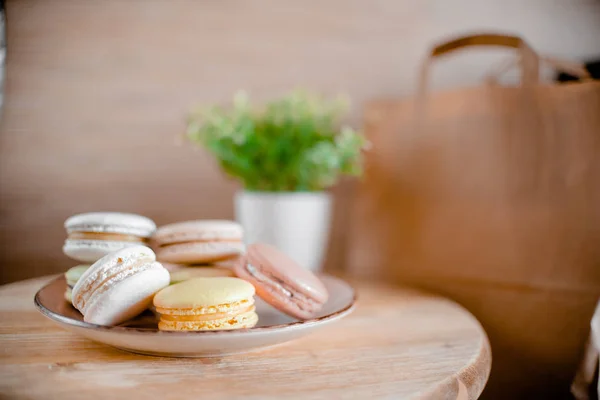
[1,0,599,284]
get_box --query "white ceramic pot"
[234,191,332,272]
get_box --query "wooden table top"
[0,276,491,400]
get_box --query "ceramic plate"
[34,275,356,357]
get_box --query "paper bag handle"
[418,33,540,97]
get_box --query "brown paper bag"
[348,33,600,399]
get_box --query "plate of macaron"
[35,212,356,357]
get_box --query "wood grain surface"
[0,276,491,400]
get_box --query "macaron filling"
[68,232,146,243]
[158,310,258,331]
[157,241,244,253]
[157,238,242,248]
[158,305,256,322]
[66,222,155,238]
[244,263,323,314]
[156,298,253,316]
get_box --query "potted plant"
[186,90,367,271]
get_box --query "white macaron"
[63,212,156,263]
[72,245,169,326]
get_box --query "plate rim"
[34,274,357,336]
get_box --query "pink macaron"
[152,220,245,264]
[234,243,329,320]
[72,245,170,326]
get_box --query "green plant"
[186,90,368,192]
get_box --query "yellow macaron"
[153,277,258,331]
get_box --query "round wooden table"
[0,276,491,399]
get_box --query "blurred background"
[2,0,599,284]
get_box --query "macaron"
[169,267,235,285]
[161,261,235,272]
[234,243,328,320]
[72,245,169,326]
[64,265,90,303]
[153,277,258,331]
[63,212,156,263]
[152,220,244,264]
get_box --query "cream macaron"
[152,220,244,264]
[72,245,169,326]
[153,277,258,331]
[63,212,156,263]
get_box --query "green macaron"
[64,265,90,303]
